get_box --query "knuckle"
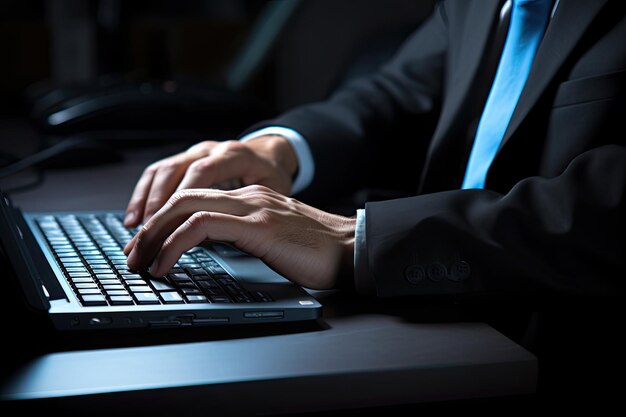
[144,162,160,174]
[188,140,214,152]
[243,184,270,194]
[158,159,181,172]
[168,190,194,207]
[220,140,246,153]
[252,207,276,226]
[188,158,213,174]
[186,211,211,229]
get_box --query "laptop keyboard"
[35,213,273,307]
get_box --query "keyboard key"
[106,290,129,296]
[125,280,146,286]
[102,284,125,291]
[76,244,97,250]
[122,273,142,279]
[66,267,87,272]
[175,282,197,289]
[192,274,211,281]
[178,263,201,268]
[160,292,184,304]
[68,272,91,278]
[81,294,107,306]
[186,295,209,303]
[92,268,114,274]
[197,280,220,290]
[71,277,94,284]
[80,250,102,256]
[214,274,232,281]
[204,288,227,297]
[60,257,81,263]
[96,273,117,280]
[75,283,99,289]
[129,286,152,293]
[78,288,101,295]
[134,292,160,304]
[109,295,134,305]
[168,273,191,281]
[98,279,120,286]
[187,268,208,277]
[63,262,84,268]
[150,279,176,291]
[209,295,231,303]
[204,264,226,274]
[181,288,202,295]
[49,238,69,244]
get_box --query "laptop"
[0,191,321,330]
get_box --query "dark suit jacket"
[255,0,626,300]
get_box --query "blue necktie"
[462,0,552,189]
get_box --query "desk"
[0,127,536,415]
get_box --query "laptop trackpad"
[209,243,288,285]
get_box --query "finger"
[123,231,139,256]
[149,211,250,277]
[141,155,197,222]
[124,166,157,227]
[126,189,250,270]
[176,143,253,191]
[123,186,252,256]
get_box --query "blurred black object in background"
[0,0,434,179]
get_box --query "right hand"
[123,135,298,227]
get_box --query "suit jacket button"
[405,265,425,285]
[450,261,471,281]
[427,263,446,282]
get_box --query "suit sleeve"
[363,144,626,298]
[247,2,449,201]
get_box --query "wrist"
[338,215,357,281]
[245,135,299,180]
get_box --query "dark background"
[0,0,435,123]
[0,0,435,200]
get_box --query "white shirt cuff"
[239,126,315,195]
[354,208,376,295]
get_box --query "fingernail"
[124,211,136,226]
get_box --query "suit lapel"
[498,0,609,151]
[419,0,501,191]
[435,0,502,136]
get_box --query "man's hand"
[123,135,299,228]
[123,185,356,290]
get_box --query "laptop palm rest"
[210,243,290,285]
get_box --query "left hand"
[123,185,356,290]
